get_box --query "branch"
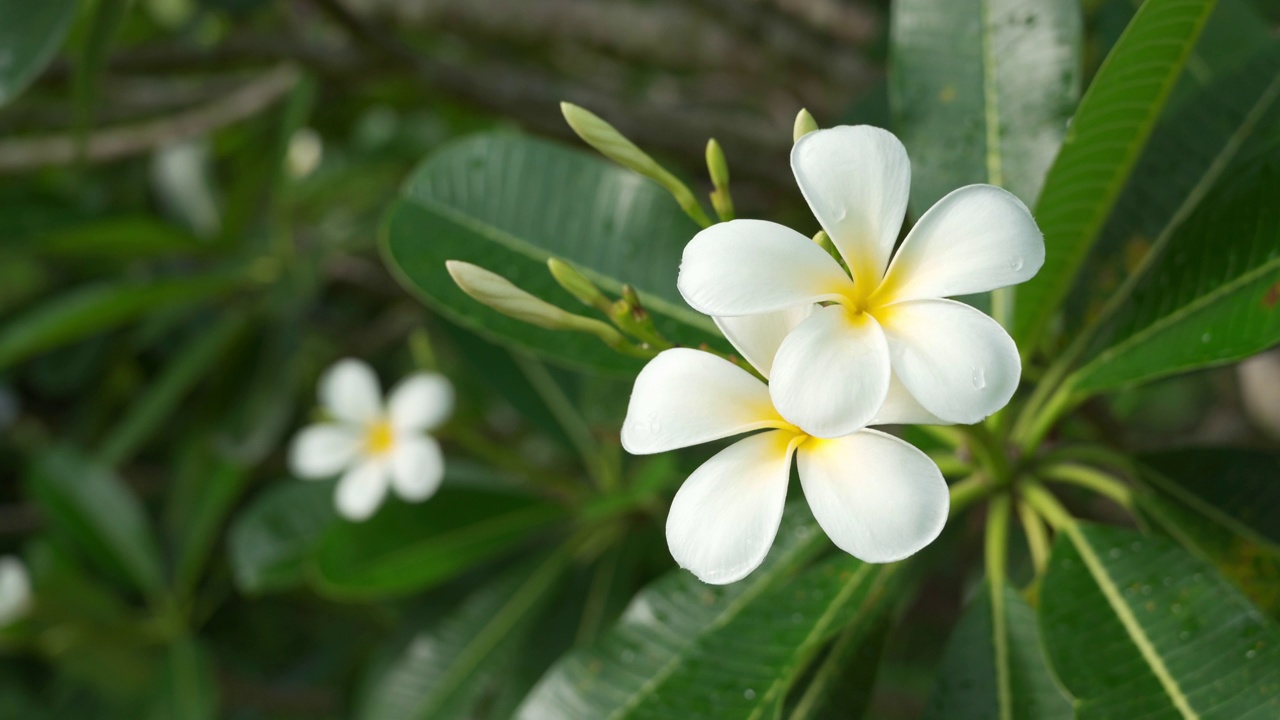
[0,64,299,172]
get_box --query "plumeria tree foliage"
[2,0,1280,717]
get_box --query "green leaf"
[783,611,892,720]
[923,584,1070,720]
[1135,448,1280,614]
[167,447,252,598]
[227,481,336,595]
[357,550,571,720]
[32,216,205,263]
[311,484,566,600]
[515,504,904,720]
[381,132,719,375]
[0,275,241,371]
[147,637,219,720]
[72,0,130,151]
[1013,0,1218,350]
[1070,155,1280,391]
[889,0,1082,210]
[1139,448,1280,549]
[1039,522,1280,718]
[99,311,249,465]
[0,0,77,107]
[1065,47,1280,337]
[27,449,165,596]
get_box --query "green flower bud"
[705,138,730,190]
[446,261,649,357]
[547,258,612,314]
[793,108,819,143]
[560,102,712,228]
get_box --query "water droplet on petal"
[1009,255,1024,271]
[649,416,662,434]
[835,207,848,221]
[971,367,986,390]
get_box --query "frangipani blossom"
[678,125,1044,437]
[0,556,31,626]
[622,311,948,584]
[289,359,454,521]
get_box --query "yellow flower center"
[364,419,395,455]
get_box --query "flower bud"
[560,102,712,228]
[705,138,735,222]
[446,261,649,357]
[547,258,611,314]
[793,108,819,143]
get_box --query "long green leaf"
[0,275,241,370]
[227,481,337,595]
[73,0,130,152]
[0,0,77,106]
[515,504,904,720]
[1140,448,1280,550]
[890,0,1082,210]
[167,446,252,598]
[1065,46,1280,337]
[357,550,571,720]
[783,611,892,720]
[923,585,1070,720]
[1039,522,1280,718]
[311,484,566,600]
[99,311,249,465]
[1070,155,1280,391]
[381,133,719,375]
[26,449,165,596]
[147,637,219,720]
[1013,0,1217,349]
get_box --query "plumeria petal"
[666,430,796,585]
[320,359,383,423]
[770,306,890,438]
[791,126,910,287]
[390,435,445,502]
[388,373,454,432]
[878,299,1020,424]
[288,423,362,479]
[335,458,389,521]
[678,219,855,316]
[871,373,950,426]
[876,185,1044,304]
[796,430,948,563]
[714,305,814,379]
[622,348,783,454]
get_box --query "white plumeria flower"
[622,311,948,584]
[0,556,31,626]
[289,359,454,521]
[678,125,1044,438]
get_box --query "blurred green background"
[2,0,1280,717]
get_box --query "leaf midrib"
[748,563,884,720]
[1066,524,1200,719]
[606,525,826,720]
[1074,253,1280,388]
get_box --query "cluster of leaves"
[1,0,1279,718]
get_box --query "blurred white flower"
[622,310,947,584]
[290,359,454,521]
[287,128,323,179]
[678,125,1044,437]
[0,556,31,626]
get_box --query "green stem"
[929,451,973,478]
[511,353,616,491]
[984,492,1013,720]
[1016,499,1051,576]
[1020,481,1076,530]
[1013,374,1081,453]
[963,423,1011,485]
[949,473,994,518]
[1039,462,1133,511]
